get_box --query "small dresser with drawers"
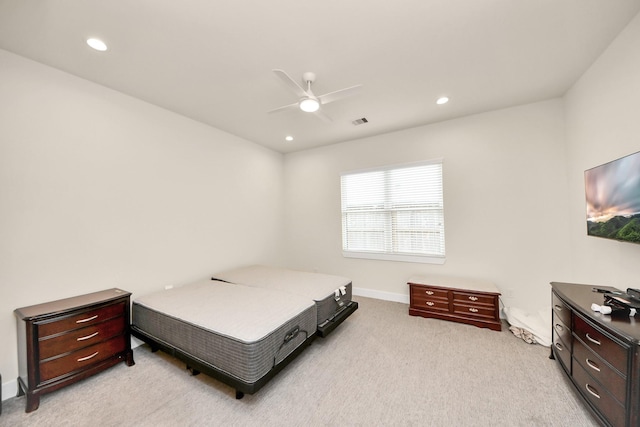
[408,276,501,331]
[15,288,134,412]
[551,281,640,427]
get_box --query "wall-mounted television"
[585,150,640,244]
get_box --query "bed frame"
[130,300,356,397]
[131,267,358,399]
[131,325,315,399]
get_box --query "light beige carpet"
[1,297,597,426]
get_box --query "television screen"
[585,150,640,243]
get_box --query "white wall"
[564,12,640,285]
[3,10,640,402]
[283,99,571,311]
[0,50,285,397]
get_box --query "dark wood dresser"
[15,288,134,412]
[408,276,502,331]
[551,282,640,427]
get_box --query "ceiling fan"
[268,69,362,121]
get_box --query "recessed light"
[436,96,449,105]
[87,38,108,52]
[285,136,294,141]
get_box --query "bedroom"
[2,1,640,424]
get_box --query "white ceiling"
[1,1,639,153]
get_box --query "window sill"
[342,251,445,265]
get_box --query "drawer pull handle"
[469,308,479,313]
[553,304,563,312]
[425,290,434,295]
[555,324,563,332]
[585,333,601,346]
[76,315,98,324]
[468,296,478,301]
[585,384,600,399]
[586,358,601,372]
[77,332,99,341]
[426,301,435,306]
[77,351,99,362]
[554,342,564,351]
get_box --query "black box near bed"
[131,266,358,399]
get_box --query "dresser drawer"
[411,295,450,312]
[39,316,126,361]
[552,316,571,347]
[39,334,127,383]
[452,291,496,306]
[38,302,126,338]
[553,333,571,372]
[572,360,625,427]
[573,339,626,405]
[552,292,571,327]
[452,303,495,320]
[410,285,448,300]
[573,314,628,375]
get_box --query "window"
[340,160,445,264]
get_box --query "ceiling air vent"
[352,117,368,126]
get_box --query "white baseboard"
[2,378,17,402]
[353,287,409,304]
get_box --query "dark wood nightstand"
[15,288,134,412]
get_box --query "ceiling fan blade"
[313,109,333,123]
[267,101,299,114]
[273,69,309,98]
[318,84,362,105]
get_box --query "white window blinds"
[340,160,445,264]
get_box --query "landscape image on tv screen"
[585,150,640,243]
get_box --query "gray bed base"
[130,325,315,399]
[310,282,355,333]
[317,300,358,337]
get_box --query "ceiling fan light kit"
[269,69,362,120]
[299,97,320,112]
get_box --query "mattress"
[211,265,353,327]
[132,279,317,385]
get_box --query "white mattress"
[134,279,315,343]
[212,265,351,302]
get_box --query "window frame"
[340,159,446,264]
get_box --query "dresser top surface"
[408,275,500,294]
[15,288,131,321]
[551,281,640,344]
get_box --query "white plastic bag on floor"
[503,306,552,347]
